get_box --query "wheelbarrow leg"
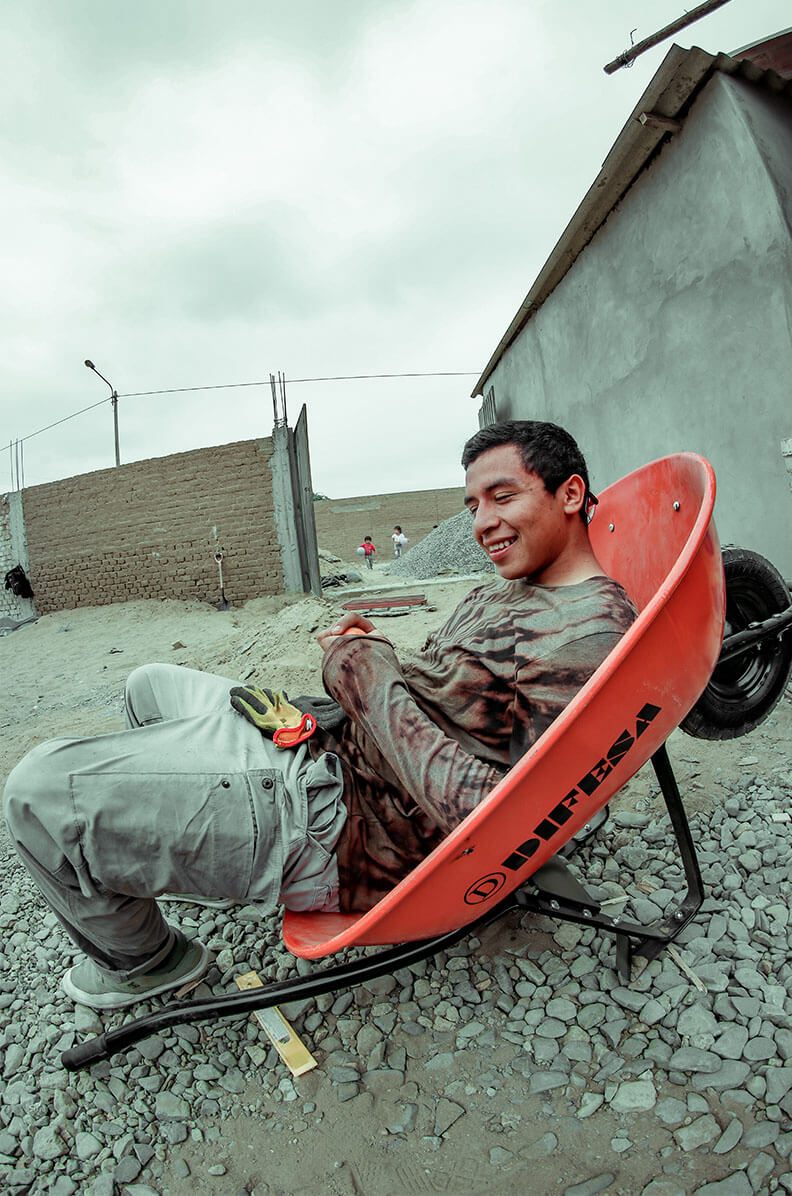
[615,933,632,981]
[517,744,704,981]
[626,743,704,967]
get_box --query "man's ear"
[559,474,587,515]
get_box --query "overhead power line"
[17,396,113,446]
[15,371,478,445]
[120,370,478,398]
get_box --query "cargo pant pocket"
[73,769,258,901]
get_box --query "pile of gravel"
[384,511,494,580]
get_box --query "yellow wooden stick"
[235,971,317,1077]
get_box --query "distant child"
[359,536,376,570]
[392,526,409,558]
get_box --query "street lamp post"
[84,359,120,466]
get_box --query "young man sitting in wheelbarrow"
[3,420,636,1011]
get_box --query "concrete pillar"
[270,425,303,593]
[782,438,792,496]
[0,490,36,619]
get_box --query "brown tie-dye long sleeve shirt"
[313,574,636,912]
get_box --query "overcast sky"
[4,0,789,498]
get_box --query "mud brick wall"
[313,486,466,565]
[22,439,284,614]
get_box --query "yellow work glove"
[229,686,316,747]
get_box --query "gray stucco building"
[474,37,792,577]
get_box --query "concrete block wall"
[313,486,466,565]
[22,438,285,614]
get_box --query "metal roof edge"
[472,44,791,397]
[731,27,792,58]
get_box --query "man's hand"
[316,612,376,654]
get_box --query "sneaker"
[61,930,209,1011]
[161,893,236,910]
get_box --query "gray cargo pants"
[3,663,346,978]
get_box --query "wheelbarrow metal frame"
[717,603,792,662]
[61,742,701,1071]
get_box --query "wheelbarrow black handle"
[718,604,792,662]
[61,1034,110,1071]
[60,896,524,1071]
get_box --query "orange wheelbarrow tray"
[62,452,792,1071]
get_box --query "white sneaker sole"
[161,893,236,909]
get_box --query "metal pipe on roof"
[603,0,734,74]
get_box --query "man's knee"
[3,741,67,844]
[125,663,172,727]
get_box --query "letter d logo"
[464,872,506,905]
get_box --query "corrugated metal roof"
[732,27,792,77]
[473,44,792,398]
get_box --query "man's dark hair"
[461,419,590,495]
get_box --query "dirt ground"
[0,571,480,781]
[1,571,790,1196]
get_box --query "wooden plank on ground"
[235,971,318,1077]
[342,594,426,611]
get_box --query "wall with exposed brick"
[1,493,19,618]
[1,491,35,621]
[22,438,284,614]
[313,486,466,565]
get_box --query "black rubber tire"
[680,547,792,740]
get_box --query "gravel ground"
[1,701,791,1195]
[1,591,791,1195]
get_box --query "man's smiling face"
[464,443,581,583]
